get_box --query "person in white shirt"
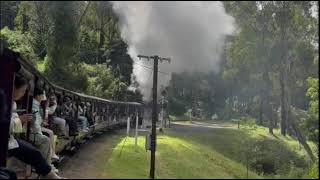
[30,87,58,172]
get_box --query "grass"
[100,133,261,179]
[90,120,317,179]
[240,125,318,159]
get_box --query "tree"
[106,39,133,85]
[0,1,20,29]
[94,1,117,64]
[223,1,317,161]
[14,1,32,33]
[79,27,99,64]
[28,1,49,59]
[46,1,85,91]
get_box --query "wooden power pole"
[137,55,170,179]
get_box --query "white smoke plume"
[111,1,236,101]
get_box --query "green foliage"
[307,160,319,179]
[14,1,32,32]
[83,63,137,101]
[1,1,142,102]
[10,1,49,58]
[168,97,187,116]
[305,77,319,143]
[79,27,99,64]
[44,1,84,91]
[106,39,134,85]
[0,27,37,63]
[168,72,229,119]
[306,77,319,113]
[219,1,318,129]
[27,1,49,59]
[236,122,314,178]
[84,63,116,98]
[35,56,50,73]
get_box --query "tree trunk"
[280,70,288,136]
[263,68,273,134]
[288,111,316,162]
[191,88,195,122]
[266,97,273,134]
[259,93,263,125]
[279,1,289,136]
[98,21,104,64]
[277,0,315,159]
[97,2,105,64]
[22,13,28,33]
[108,15,115,42]
[77,1,91,28]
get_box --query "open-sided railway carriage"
[0,48,143,178]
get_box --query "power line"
[109,59,171,76]
[133,61,171,76]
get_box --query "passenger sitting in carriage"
[61,96,79,136]
[84,102,95,126]
[31,87,59,171]
[8,74,64,179]
[48,94,68,137]
[78,102,89,133]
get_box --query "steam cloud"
[111,1,236,101]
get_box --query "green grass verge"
[100,132,261,178]
[93,120,317,179]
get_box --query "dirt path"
[59,130,125,179]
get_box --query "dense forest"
[1,1,143,102]
[1,1,318,178]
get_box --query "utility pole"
[137,55,170,179]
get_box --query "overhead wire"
[108,59,171,76]
[133,61,171,76]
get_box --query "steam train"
[0,47,143,178]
